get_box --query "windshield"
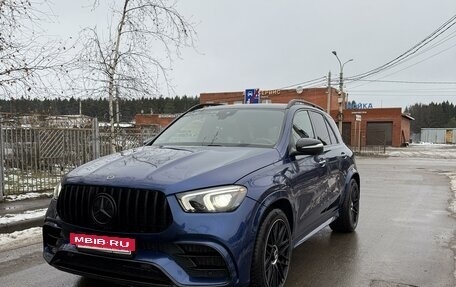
[152,108,285,147]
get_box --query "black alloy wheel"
[330,178,360,232]
[349,180,360,228]
[251,209,292,287]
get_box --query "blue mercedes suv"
[43,100,360,287]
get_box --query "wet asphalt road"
[1,157,455,287]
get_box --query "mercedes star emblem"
[91,193,117,225]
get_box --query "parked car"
[43,100,360,287]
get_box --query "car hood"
[64,146,280,195]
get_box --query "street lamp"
[332,51,353,134]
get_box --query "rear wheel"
[330,178,360,232]
[251,209,292,287]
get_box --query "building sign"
[158,114,177,118]
[261,89,281,96]
[245,89,260,104]
[346,102,373,109]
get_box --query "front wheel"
[250,209,292,287]
[330,178,360,232]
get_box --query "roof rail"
[185,102,224,113]
[286,99,324,111]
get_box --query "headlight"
[53,182,62,199]
[176,185,247,213]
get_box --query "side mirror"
[294,138,324,155]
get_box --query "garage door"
[366,122,392,146]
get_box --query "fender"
[340,164,360,205]
[251,188,296,237]
[236,187,295,285]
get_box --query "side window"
[291,110,314,144]
[309,111,332,145]
[325,119,339,144]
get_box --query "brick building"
[135,113,177,128]
[200,88,413,147]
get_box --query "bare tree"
[75,0,195,153]
[0,0,72,99]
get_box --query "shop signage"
[261,89,281,95]
[158,114,176,118]
[245,89,260,104]
[346,102,373,109]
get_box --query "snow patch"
[5,192,52,202]
[446,173,456,214]
[387,144,456,159]
[388,150,456,159]
[0,227,42,252]
[0,208,47,225]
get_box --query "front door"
[288,110,330,240]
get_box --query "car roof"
[199,103,325,114]
[201,103,287,110]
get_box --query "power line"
[346,13,456,81]
[275,15,456,94]
[351,89,456,93]
[348,79,456,85]
[347,41,456,89]
[278,76,327,90]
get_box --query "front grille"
[138,241,229,279]
[57,184,172,233]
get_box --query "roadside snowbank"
[387,144,456,159]
[447,173,456,214]
[0,227,42,252]
[5,192,52,202]
[0,208,47,225]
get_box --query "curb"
[0,216,44,234]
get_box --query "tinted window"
[291,110,314,144]
[325,119,338,144]
[153,108,285,147]
[309,111,332,145]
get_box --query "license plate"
[70,233,136,255]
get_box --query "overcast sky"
[47,0,456,109]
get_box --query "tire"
[330,178,360,233]
[250,209,292,287]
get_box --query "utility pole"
[332,51,353,135]
[0,114,4,201]
[338,67,344,132]
[327,71,331,113]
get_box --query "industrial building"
[421,128,456,144]
[200,88,414,147]
[133,88,414,147]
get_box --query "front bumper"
[43,196,259,287]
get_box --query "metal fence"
[0,118,158,199]
[347,129,387,155]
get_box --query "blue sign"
[346,102,373,109]
[245,89,260,104]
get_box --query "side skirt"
[293,216,336,248]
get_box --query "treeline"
[0,96,200,122]
[405,101,456,134]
